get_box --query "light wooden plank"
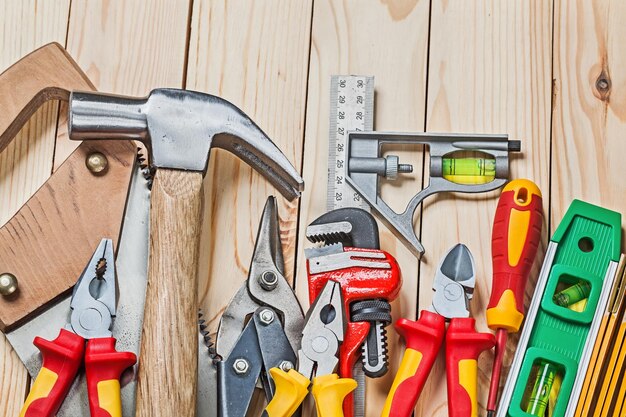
[0,0,72,413]
[187,0,313,345]
[297,0,430,415]
[56,0,191,165]
[552,0,626,225]
[421,1,552,416]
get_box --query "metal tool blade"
[5,165,150,416]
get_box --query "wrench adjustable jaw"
[305,208,402,416]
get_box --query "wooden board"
[297,0,430,413]
[419,2,553,416]
[187,0,313,338]
[0,0,191,413]
[0,0,73,413]
[552,0,626,226]
[0,42,138,331]
[3,1,626,416]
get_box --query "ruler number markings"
[328,76,373,211]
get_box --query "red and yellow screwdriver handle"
[381,312,446,417]
[20,329,84,417]
[19,328,137,417]
[264,368,357,417]
[486,179,543,332]
[85,337,137,417]
[445,318,496,417]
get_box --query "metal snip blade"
[6,165,151,417]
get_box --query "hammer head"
[68,88,304,200]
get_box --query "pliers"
[382,244,496,417]
[211,196,305,417]
[19,239,137,417]
[264,281,357,417]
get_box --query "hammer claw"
[69,88,304,200]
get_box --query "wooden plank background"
[1,0,625,416]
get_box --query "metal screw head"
[385,155,399,180]
[384,155,413,180]
[259,309,275,325]
[233,358,249,375]
[259,271,278,291]
[0,273,18,296]
[279,361,294,372]
[85,152,108,175]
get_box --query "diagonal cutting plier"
[382,244,496,417]
[19,238,137,417]
[263,280,358,417]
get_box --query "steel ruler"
[327,75,374,212]
[327,75,375,417]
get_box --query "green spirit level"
[496,200,622,417]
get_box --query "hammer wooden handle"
[136,168,203,417]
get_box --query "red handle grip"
[487,179,543,332]
[20,329,84,417]
[381,311,446,417]
[85,337,137,417]
[446,318,496,417]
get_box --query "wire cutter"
[19,238,137,417]
[382,244,496,417]
[208,196,305,417]
[263,280,358,417]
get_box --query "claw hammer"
[67,89,304,417]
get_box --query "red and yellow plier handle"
[263,368,357,417]
[382,312,495,417]
[19,328,136,417]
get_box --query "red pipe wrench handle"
[381,311,446,417]
[446,318,495,417]
[19,329,85,417]
[85,337,137,417]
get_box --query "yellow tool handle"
[311,374,357,417]
[264,368,310,417]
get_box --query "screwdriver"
[486,179,544,416]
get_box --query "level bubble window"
[441,151,496,185]
[521,359,565,416]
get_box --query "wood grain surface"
[2,1,626,416]
[420,2,552,415]
[552,0,626,226]
[0,139,136,330]
[186,0,312,343]
[136,169,203,417]
[297,0,430,414]
[0,0,72,412]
